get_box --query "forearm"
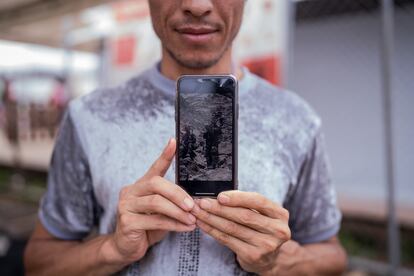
[261,238,347,276]
[25,234,131,276]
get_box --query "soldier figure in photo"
[181,125,197,160]
[203,111,223,169]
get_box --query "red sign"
[242,55,280,85]
[113,36,136,66]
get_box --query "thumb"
[145,138,176,178]
[147,230,168,246]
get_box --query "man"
[203,113,222,169]
[181,126,197,160]
[24,0,347,275]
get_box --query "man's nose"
[181,0,213,17]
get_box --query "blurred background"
[0,0,413,275]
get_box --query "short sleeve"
[283,129,342,244]
[39,109,98,240]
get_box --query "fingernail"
[218,193,230,204]
[200,199,211,210]
[188,213,196,223]
[184,197,194,209]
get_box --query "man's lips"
[176,26,218,35]
[175,25,219,43]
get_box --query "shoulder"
[242,72,322,145]
[69,71,148,114]
[68,68,170,124]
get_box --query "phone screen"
[176,75,237,197]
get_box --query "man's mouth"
[175,25,219,43]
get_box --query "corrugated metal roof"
[296,0,414,21]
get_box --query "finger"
[217,191,289,221]
[197,198,279,234]
[196,219,254,256]
[192,202,268,246]
[125,194,196,225]
[131,176,194,211]
[144,138,176,179]
[136,213,196,232]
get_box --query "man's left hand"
[191,191,291,275]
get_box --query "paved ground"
[0,195,37,276]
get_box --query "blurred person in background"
[24,0,347,275]
[2,80,18,146]
[0,78,6,128]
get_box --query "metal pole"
[379,0,400,274]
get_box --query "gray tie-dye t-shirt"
[39,63,341,275]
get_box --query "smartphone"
[176,75,238,197]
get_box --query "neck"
[160,47,242,80]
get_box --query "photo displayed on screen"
[179,78,234,182]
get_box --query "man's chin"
[167,49,223,70]
[178,59,220,70]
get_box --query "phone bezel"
[175,74,238,198]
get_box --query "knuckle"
[247,250,261,263]
[173,186,187,201]
[281,208,290,221]
[147,194,161,210]
[276,224,291,241]
[254,195,268,209]
[209,200,220,212]
[239,210,254,225]
[223,221,237,235]
[283,225,292,240]
[149,175,161,185]
[119,186,129,199]
[117,200,125,215]
[201,222,212,233]
[247,191,261,203]
[263,204,274,215]
[200,209,211,220]
[254,192,265,201]
[153,220,164,230]
[118,213,130,228]
[173,219,184,230]
[153,215,166,229]
[216,231,230,244]
[261,238,278,252]
[263,218,276,232]
[168,218,185,231]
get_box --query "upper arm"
[38,108,99,241]
[284,129,342,245]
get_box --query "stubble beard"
[165,45,229,70]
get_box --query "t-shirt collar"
[146,61,255,96]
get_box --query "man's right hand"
[103,138,196,265]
